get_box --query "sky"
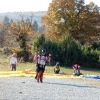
[0,0,99,13]
[0,0,52,13]
[85,0,100,6]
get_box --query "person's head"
[12,53,17,57]
[41,49,46,55]
[56,62,59,66]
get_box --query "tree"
[0,22,8,47]
[3,16,10,27]
[8,20,35,61]
[26,18,31,23]
[32,34,45,52]
[42,0,100,43]
[8,20,35,51]
[33,21,38,31]
[10,19,13,25]
[39,24,45,33]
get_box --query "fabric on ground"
[0,71,83,79]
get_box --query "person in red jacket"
[72,64,80,76]
[34,49,51,83]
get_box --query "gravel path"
[0,77,100,100]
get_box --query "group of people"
[33,49,81,83]
[54,62,80,76]
[9,49,81,83]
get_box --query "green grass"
[0,61,100,76]
[0,54,9,63]
[0,54,100,75]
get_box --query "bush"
[32,32,100,68]
[81,45,99,68]
[17,50,32,62]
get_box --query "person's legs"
[39,66,45,83]
[40,70,43,83]
[12,64,16,71]
[37,72,40,82]
[56,70,59,74]
[13,64,16,71]
[35,64,39,80]
[54,69,59,74]
[11,65,13,71]
[77,69,80,76]
[73,67,77,75]
[36,65,45,83]
[37,70,43,83]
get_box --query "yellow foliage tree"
[42,0,100,44]
[8,20,35,51]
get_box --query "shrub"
[32,32,100,68]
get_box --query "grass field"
[0,54,100,75]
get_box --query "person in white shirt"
[10,53,18,71]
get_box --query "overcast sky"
[85,0,100,7]
[0,0,99,13]
[0,0,52,13]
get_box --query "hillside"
[0,11,47,25]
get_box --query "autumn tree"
[8,20,35,51]
[42,0,100,44]
[0,22,8,47]
[39,24,45,33]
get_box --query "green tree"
[59,33,82,65]
[32,34,59,65]
[10,19,13,25]
[3,16,10,27]
[32,32,100,67]
[32,34,45,53]
[81,44,99,67]
[33,21,38,31]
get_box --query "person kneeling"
[54,62,60,74]
[72,64,80,76]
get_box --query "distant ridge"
[0,11,47,24]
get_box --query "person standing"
[72,64,80,76]
[34,49,51,83]
[9,53,18,71]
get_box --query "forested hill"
[0,11,46,24]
